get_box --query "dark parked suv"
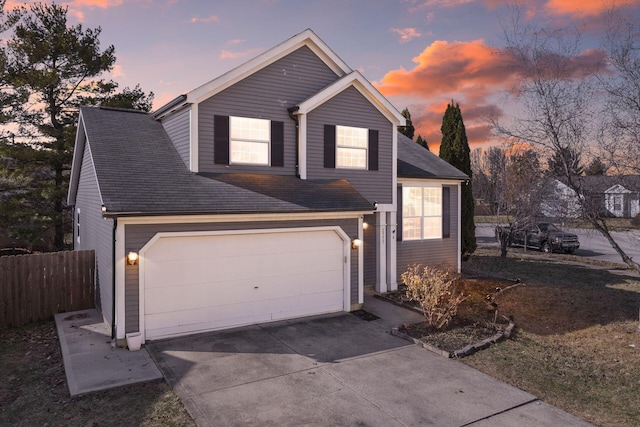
[496,222,580,254]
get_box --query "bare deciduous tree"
[601,7,640,174]
[494,6,640,270]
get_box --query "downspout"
[111,217,117,340]
[288,107,300,178]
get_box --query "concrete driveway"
[147,300,593,427]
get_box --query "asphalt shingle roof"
[396,133,468,180]
[80,106,373,216]
[78,107,467,216]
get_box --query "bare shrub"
[401,265,466,330]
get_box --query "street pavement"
[475,223,640,266]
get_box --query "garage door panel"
[145,268,344,315]
[145,289,346,340]
[143,229,348,340]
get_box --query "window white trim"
[402,184,443,241]
[229,116,270,165]
[336,125,368,169]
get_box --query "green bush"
[401,265,466,330]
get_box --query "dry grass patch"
[461,248,640,427]
[0,321,195,427]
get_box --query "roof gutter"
[101,207,375,219]
[151,94,188,119]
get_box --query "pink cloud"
[220,48,261,60]
[390,27,423,43]
[543,0,640,18]
[188,15,219,24]
[378,38,605,151]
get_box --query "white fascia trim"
[298,114,307,179]
[398,178,465,186]
[115,221,126,340]
[374,203,394,212]
[137,226,352,343]
[297,71,405,125]
[115,210,372,225]
[187,29,351,104]
[190,104,199,172]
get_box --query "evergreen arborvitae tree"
[398,107,415,139]
[416,134,429,151]
[439,102,476,257]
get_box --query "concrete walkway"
[54,309,162,396]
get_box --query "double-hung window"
[402,185,442,240]
[336,125,367,169]
[229,116,270,165]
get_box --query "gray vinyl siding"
[363,213,377,285]
[306,86,393,204]
[74,141,114,326]
[161,106,190,168]
[124,218,358,333]
[397,184,459,278]
[198,46,340,175]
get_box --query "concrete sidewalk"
[54,309,162,396]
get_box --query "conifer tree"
[398,107,415,139]
[0,3,153,250]
[439,102,476,257]
[416,134,429,151]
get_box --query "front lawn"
[0,321,195,426]
[459,248,640,427]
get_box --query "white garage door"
[141,228,348,340]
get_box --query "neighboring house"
[540,179,582,219]
[541,176,640,219]
[67,29,467,345]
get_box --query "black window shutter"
[443,186,451,238]
[397,184,403,241]
[324,124,336,168]
[214,115,229,165]
[368,129,378,171]
[271,121,284,167]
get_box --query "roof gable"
[186,29,351,106]
[295,71,405,125]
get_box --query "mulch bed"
[382,277,519,356]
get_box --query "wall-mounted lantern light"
[362,222,369,230]
[352,239,362,249]
[127,251,139,265]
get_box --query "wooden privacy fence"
[0,250,95,328]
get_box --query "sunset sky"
[7,0,640,152]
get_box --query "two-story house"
[67,29,467,346]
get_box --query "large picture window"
[402,185,442,240]
[336,125,367,169]
[229,116,270,165]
